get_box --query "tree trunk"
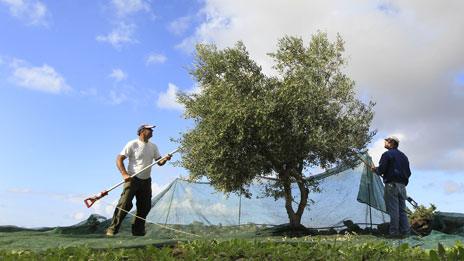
[281,168,309,229]
[282,178,299,227]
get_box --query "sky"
[0,0,463,228]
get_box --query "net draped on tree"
[144,156,388,229]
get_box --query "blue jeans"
[384,182,410,235]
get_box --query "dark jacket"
[376,148,411,186]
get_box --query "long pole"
[238,191,242,226]
[356,153,375,230]
[368,168,373,230]
[164,180,177,225]
[84,148,181,208]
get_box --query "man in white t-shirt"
[106,124,171,236]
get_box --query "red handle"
[84,198,96,208]
[84,190,108,208]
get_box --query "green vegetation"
[3,215,463,259]
[177,32,376,228]
[409,204,437,236]
[2,220,463,260]
[1,238,464,260]
[409,204,437,222]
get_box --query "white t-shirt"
[120,139,161,180]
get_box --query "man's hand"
[370,166,384,177]
[158,154,172,166]
[116,154,130,181]
[122,171,131,182]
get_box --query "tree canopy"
[177,32,376,227]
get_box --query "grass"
[1,221,463,260]
[1,237,464,260]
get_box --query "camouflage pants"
[107,177,152,236]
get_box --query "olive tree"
[177,32,376,228]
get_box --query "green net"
[142,157,387,230]
[433,212,464,235]
[2,156,464,250]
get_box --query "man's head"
[384,136,399,149]
[137,124,156,138]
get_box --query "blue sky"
[1,0,463,227]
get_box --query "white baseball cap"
[385,136,400,144]
[137,124,156,135]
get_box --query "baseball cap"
[137,124,156,135]
[385,136,400,144]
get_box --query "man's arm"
[370,153,389,177]
[375,153,390,176]
[405,157,412,178]
[116,154,131,181]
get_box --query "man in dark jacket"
[372,136,411,238]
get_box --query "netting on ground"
[2,155,464,250]
[143,156,388,229]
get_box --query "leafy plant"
[177,32,376,228]
[408,204,437,236]
[409,204,437,222]
[2,238,463,260]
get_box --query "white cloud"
[166,186,237,220]
[168,16,191,35]
[203,202,235,216]
[109,68,127,82]
[183,0,464,172]
[0,0,49,26]
[151,181,169,197]
[175,36,198,53]
[102,79,154,106]
[52,194,87,205]
[96,22,138,49]
[72,212,85,221]
[97,0,151,51]
[9,59,71,94]
[156,83,184,111]
[443,181,464,194]
[157,83,201,111]
[440,149,464,171]
[109,89,128,105]
[175,8,230,53]
[145,53,167,65]
[367,138,385,165]
[111,0,150,17]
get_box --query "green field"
[1,227,463,260]
[1,216,463,260]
